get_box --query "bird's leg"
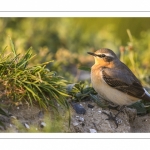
[114,105,126,118]
[103,105,125,128]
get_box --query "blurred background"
[0,18,150,85]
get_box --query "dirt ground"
[70,101,150,133]
[1,99,150,133]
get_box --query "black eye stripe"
[97,54,106,58]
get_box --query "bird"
[87,48,150,126]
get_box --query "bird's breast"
[91,66,139,106]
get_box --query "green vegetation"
[0,38,69,110]
[119,29,150,86]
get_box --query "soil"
[0,99,150,133]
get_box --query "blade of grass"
[9,37,17,57]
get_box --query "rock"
[70,102,86,114]
[38,111,44,119]
[9,124,13,127]
[89,129,97,133]
[40,122,46,128]
[10,116,17,120]
[72,121,79,126]
[88,104,94,108]
[24,123,30,129]
[78,117,84,122]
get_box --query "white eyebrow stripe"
[95,53,114,57]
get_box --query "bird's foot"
[103,111,122,128]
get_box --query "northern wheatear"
[88,48,150,126]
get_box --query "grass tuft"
[0,38,70,112]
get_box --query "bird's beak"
[87,52,97,56]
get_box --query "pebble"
[78,117,84,122]
[88,104,94,108]
[89,129,97,133]
[24,123,30,129]
[116,119,122,125]
[73,121,79,126]
[38,111,44,119]
[10,116,17,120]
[71,102,86,114]
[40,122,46,128]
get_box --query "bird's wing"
[102,67,145,99]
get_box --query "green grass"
[0,38,70,112]
[119,30,150,86]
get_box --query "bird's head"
[87,48,119,67]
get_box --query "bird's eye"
[98,54,106,58]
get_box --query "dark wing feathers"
[102,68,145,99]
